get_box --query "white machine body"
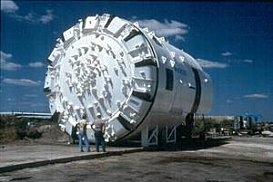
[44,14,213,142]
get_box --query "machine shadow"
[177,138,230,151]
[108,137,231,152]
[146,138,230,151]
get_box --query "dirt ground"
[0,137,272,182]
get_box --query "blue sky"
[1,1,273,121]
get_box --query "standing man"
[91,113,106,152]
[76,113,90,152]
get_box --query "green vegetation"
[0,115,53,144]
[194,118,234,136]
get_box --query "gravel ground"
[0,137,272,182]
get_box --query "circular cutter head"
[44,14,158,141]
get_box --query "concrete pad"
[0,142,143,173]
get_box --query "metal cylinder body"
[44,14,212,142]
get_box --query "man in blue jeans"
[76,114,90,152]
[91,113,106,152]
